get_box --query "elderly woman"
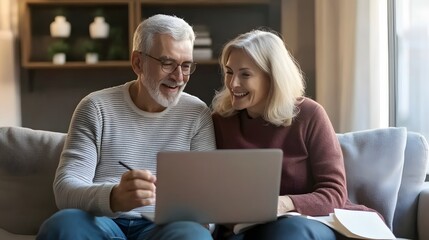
[211,29,376,240]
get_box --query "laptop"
[154,149,283,224]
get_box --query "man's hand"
[110,169,157,212]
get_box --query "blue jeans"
[219,216,338,240]
[36,209,212,240]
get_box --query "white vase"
[89,17,110,39]
[85,53,98,64]
[52,53,66,64]
[50,16,71,38]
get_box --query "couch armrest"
[418,183,429,240]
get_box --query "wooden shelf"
[23,59,218,69]
[138,1,277,63]
[23,61,131,69]
[20,0,280,70]
[140,0,270,5]
[20,0,135,68]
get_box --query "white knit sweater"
[54,80,216,219]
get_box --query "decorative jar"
[50,16,71,38]
[89,17,110,39]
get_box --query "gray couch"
[0,126,428,240]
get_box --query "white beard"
[143,76,185,107]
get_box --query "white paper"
[333,209,396,239]
[234,209,396,239]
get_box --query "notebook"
[154,149,283,225]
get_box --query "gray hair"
[212,29,305,126]
[132,14,195,53]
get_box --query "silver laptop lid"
[154,149,283,224]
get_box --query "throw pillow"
[337,127,407,229]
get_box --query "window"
[390,0,429,142]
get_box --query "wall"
[282,0,316,99]
[20,65,223,133]
[20,68,134,132]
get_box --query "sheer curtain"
[315,0,388,133]
[0,0,20,126]
[393,0,429,144]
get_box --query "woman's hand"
[277,195,295,215]
[110,169,157,212]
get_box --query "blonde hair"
[212,29,305,126]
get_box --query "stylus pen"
[119,161,133,171]
[119,161,156,186]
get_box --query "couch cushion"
[337,127,407,230]
[0,127,66,235]
[393,132,429,239]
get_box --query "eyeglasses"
[144,53,196,76]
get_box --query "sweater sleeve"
[53,96,118,217]
[288,104,348,216]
